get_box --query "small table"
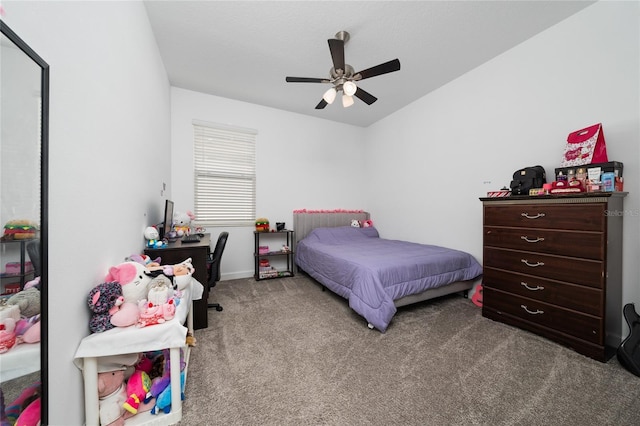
[145,233,211,329]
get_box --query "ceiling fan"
[285,31,401,109]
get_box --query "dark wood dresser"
[480,193,627,361]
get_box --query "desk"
[145,233,210,329]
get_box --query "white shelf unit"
[74,279,202,426]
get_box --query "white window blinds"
[193,120,257,226]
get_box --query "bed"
[293,211,483,332]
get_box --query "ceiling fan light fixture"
[343,81,357,96]
[342,94,354,108]
[323,87,337,104]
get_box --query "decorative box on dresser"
[480,192,627,362]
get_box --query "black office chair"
[207,231,228,311]
[26,239,41,277]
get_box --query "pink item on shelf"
[5,261,33,274]
[258,246,269,254]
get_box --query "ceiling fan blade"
[315,99,328,109]
[355,59,401,81]
[354,87,378,105]
[286,76,330,83]
[328,38,345,73]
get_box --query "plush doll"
[98,369,128,426]
[147,275,174,307]
[146,258,194,294]
[362,219,374,228]
[151,370,185,415]
[149,349,186,402]
[15,315,40,344]
[15,397,40,426]
[105,261,153,304]
[173,211,195,237]
[127,254,161,267]
[7,287,41,318]
[0,318,17,353]
[122,370,152,415]
[137,299,176,328]
[350,219,361,228]
[4,381,40,424]
[87,282,123,333]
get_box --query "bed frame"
[293,211,475,311]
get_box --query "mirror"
[0,21,48,424]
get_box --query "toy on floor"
[471,284,483,307]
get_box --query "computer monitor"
[159,199,174,240]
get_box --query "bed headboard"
[293,210,370,243]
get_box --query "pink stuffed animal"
[105,261,152,304]
[123,370,152,415]
[137,299,176,328]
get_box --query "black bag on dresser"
[510,165,547,195]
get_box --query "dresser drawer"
[484,204,605,231]
[484,227,604,260]
[483,288,603,344]
[483,268,603,316]
[484,247,604,288]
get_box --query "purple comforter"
[295,226,483,331]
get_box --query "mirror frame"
[0,21,49,424]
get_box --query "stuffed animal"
[0,318,17,353]
[98,369,128,426]
[147,258,194,294]
[15,314,40,344]
[147,275,174,307]
[149,349,186,402]
[151,370,185,415]
[350,219,361,228]
[137,299,176,328]
[105,261,153,304]
[123,370,152,415]
[173,211,194,237]
[7,287,41,318]
[87,282,123,333]
[4,381,40,424]
[126,254,161,267]
[362,219,374,228]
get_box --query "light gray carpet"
[178,275,640,425]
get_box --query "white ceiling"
[144,1,595,128]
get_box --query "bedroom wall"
[2,1,172,424]
[364,2,640,308]
[170,87,366,279]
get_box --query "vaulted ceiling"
[144,1,594,127]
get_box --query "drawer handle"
[520,236,544,243]
[521,282,544,291]
[521,259,545,267]
[521,305,544,315]
[521,212,546,219]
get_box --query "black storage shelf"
[254,230,295,281]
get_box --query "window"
[193,120,257,226]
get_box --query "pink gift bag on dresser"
[560,123,608,167]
